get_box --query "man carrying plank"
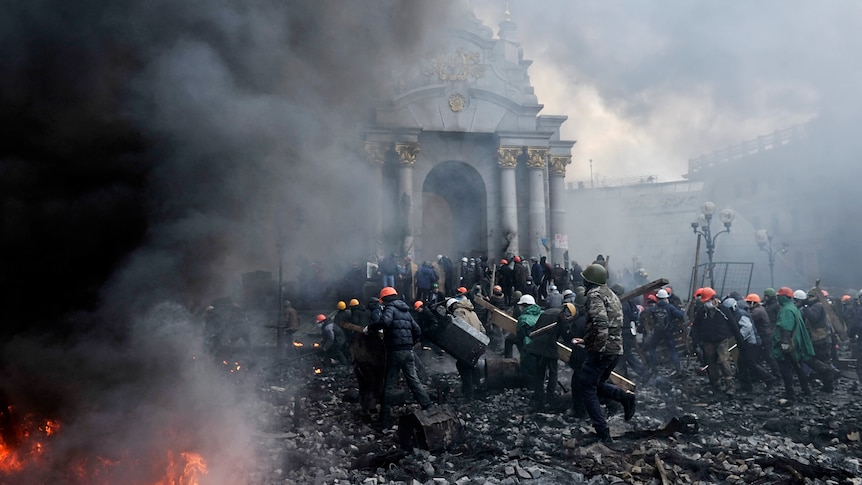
[576,263,637,448]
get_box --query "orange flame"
[292,341,304,347]
[155,451,208,485]
[312,343,320,348]
[313,367,322,375]
[0,410,209,484]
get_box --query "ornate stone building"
[362,8,575,264]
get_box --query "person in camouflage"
[576,264,636,447]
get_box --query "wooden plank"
[815,279,848,340]
[476,297,637,391]
[473,297,518,334]
[619,278,670,302]
[556,342,636,392]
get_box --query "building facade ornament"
[448,93,467,112]
[549,155,572,176]
[364,141,389,166]
[424,48,486,82]
[526,147,549,169]
[395,143,420,166]
[497,146,522,169]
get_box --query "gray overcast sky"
[471,0,862,183]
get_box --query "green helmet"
[581,263,608,285]
[512,290,523,301]
[763,288,776,298]
[575,294,587,306]
[610,284,625,295]
[575,286,586,296]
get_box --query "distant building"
[361,5,574,264]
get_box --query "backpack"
[653,306,671,332]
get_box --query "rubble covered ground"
[226,315,862,485]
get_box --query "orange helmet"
[457,286,467,294]
[745,293,761,304]
[500,259,508,265]
[699,287,717,302]
[336,301,347,310]
[316,314,326,323]
[777,287,794,298]
[842,295,852,302]
[414,300,424,310]
[514,256,521,263]
[349,298,360,307]
[379,286,398,299]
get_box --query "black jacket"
[371,298,421,351]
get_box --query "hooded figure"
[770,288,815,400]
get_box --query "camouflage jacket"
[584,284,624,355]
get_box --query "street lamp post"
[755,229,788,289]
[690,201,735,289]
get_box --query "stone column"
[549,155,572,265]
[526,147,549,258]
[364,141,388,260]
[497,146,521,258]
[395,142,419,259]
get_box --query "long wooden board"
[619,278,670,303]
[473,297,518,334]
[475,296,637,392]
[815,279,848,340]
[557,342,636,392]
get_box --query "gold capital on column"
[550,155,572,176]
[364,141,389,167]
[497,146,521,168]
[395,143,420,167]
[526,147,549,169]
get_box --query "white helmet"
[656,289,669,299]
[461,257,468,263]
[722,297,738,312]
[793,290,808,300]
[517,294,536,306]
[563,289,573,296]
[446,298,458,309]
[549,285,557,292]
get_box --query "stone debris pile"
[241,350,862,484]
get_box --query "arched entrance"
[422,160,487,260]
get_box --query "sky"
[471,0,862,184]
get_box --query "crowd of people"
[211,250,862,446]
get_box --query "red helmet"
[492,285,502,294]
[513,256,521,263]
[379,286,398,299]
[316,314,326,323]
[500,259,508,265]
[699,287,717,302]
[693,288,704,298]
[777,287,794,298]
[842,295,852,302]
[414,300,424,310]
[646,294,658,302]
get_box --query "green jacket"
[516,304,542,348]
[771,299,815,362]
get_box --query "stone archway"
[421,160,487,260]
